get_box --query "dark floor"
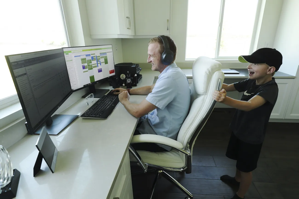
[131,108,299,199]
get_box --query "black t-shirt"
[230,78,278,144]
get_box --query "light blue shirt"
[139,62,190,144]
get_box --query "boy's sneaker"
[220,175,240,186]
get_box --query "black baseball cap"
[238,48,283,71]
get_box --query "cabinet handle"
[126,17,131,29]
[167,19,169,31]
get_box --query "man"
[114,35,190,152]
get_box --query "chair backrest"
[177,56,224,149]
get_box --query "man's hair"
[149,36,177,62]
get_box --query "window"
[0,0,68,109]
[186,0,260,60]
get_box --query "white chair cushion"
[130,149,186,168]
[131,134,184,149]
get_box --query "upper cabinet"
[134,0,171,36]
[84,0,171,38]
[85,0,135,38]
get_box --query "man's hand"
[213,89,227,102]
[113,88,126,94]
[118,91,130,104]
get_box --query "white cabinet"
[284,68,299,119]
[108,150,133,199]
[85,0,135,38]
[270,79,293,119]
[285,84,299,119]
[134,0,171,36]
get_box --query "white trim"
[0,94,19,110]
[250,0,263,52]
[59,0,70,47]
[215,0,225,58]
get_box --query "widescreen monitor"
[63,45,115,97]
[6,48,78,135]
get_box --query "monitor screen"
[6,48,78,135]
[63,45,115,91]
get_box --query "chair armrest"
[131,134,184,150]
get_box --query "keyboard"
[81,94,119,119]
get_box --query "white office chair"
[129,56,224,199]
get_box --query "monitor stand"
[34,114,79,135]
[82,84,110,98]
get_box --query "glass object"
[85,93,95,106]
[0,145,13,189]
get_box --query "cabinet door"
[85,0,134,38]
[86,0,119,36]
[134,0,171,36]
[108,150,133,199]
[271,79,293,119]
[117,0,135,35]
[285,82,299,119]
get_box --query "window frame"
[0,0,69,110]
[185,0,263,61]
[0,95,19,110]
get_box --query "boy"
[213,48,283,199]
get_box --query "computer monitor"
[6,48,78,135]
[63,45,115,97]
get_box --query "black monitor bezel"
[5,48,73,135]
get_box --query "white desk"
[7,70,159,199]
[8,94,147,199]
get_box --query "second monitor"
[63,45,115,97]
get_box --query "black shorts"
[226,133,263,172]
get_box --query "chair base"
[129,146,193,198]
[150,170,193,199]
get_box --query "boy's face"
[247,63,274,80]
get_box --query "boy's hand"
[213,89,227,102]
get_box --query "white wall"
[273,0,299,75]
[255,0,283,49]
